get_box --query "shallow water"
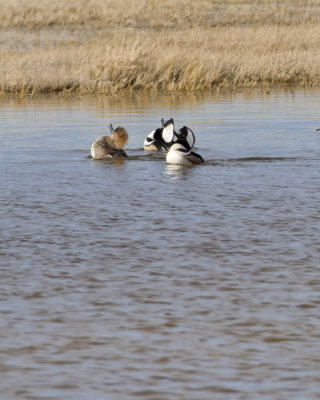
[1,89,320,399]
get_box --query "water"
[1,89,320,399]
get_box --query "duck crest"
[174,126,195,150]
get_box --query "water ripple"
[1,90,320,399]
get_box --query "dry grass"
[1,0,320,96]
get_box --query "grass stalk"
[1,0,320,96]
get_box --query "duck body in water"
[166,126,204,166]
[91,124,128,159]
[166,141,205,166]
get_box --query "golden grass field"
[2,0,320,96]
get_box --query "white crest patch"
[162,123,174,144]
[186,128,195,149]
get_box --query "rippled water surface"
[1,90,320,399]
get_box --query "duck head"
[174,126,195,149]
[109,124,128,149]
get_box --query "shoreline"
[0,84,309,100]
[2,1,320,97]
[1,86,318,107]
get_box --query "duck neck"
[175,139,190,151]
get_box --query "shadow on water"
[204,156,303,166]
[87,148,167,162]
[87,152,302,165]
